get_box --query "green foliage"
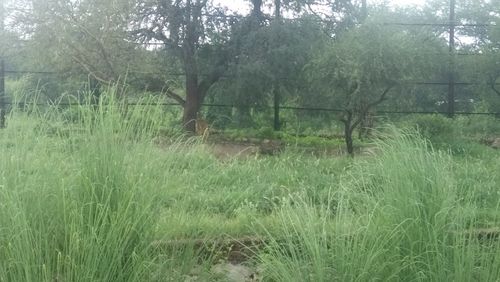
[222,127,349,148]
[1,102,500,280]
[22,0,136,81]
[1,0,499,133]
[0,99,178,281]
[258,130,500,281]
[307,22,417,108]
[399,114,500,157]
[2,0,500,278]
[207,15,329,126]
[455,115,500,137]
[404,114,455,142]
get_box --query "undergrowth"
[0,93,499,281]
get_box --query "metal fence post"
[447,0,456,118]
[273,88,280,131]
[273,0,281,131]
[0,58,5,128]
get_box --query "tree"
[207,0,268,127]
[17,0,135,79]
[132,0,231,132]
[209,0,356,129]
[471,13,500,113]
[484,12,500,97]
[8,0,144,103]
[220,16,327,127]
[307,23,425,155]
[436,0,500,114]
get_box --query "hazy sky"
[213,0,428,14]
[376,0,427,7]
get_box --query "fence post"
[273,0,281,131]
[0,58,5,128]
[447,0,456,118]
[273,88,280,131]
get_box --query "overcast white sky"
[213,0,428,14]
[372,0,427,7]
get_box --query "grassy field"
[1,98,500,281]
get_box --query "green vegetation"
[1,0,500,280]
[0,98,499,281]
[2,0,499,141]
[221,128,349,148]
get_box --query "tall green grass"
[259,130,500,281]
[0,91,207,281]
[1,92,499,281]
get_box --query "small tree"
[307,23,421,155]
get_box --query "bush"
[404,114,455,143]
[455,115,500,138]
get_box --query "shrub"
[405,114,455,143]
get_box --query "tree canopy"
[1,0,499,148]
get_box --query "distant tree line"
[1,0,499,153]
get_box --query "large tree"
[132,0,232,132]
[206,0,359,128]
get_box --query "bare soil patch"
[208,143,261,159]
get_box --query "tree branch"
[198,71,223,101]
[492,85,500,96]
[49,7,119,82]
[351,117,364,131]
[340,110,352,125]
[352,84,395,131]
[132,28,169,44]
[69,53,110,84]
[79,30,116,79]
[364,84,394,112]
[163,87,186,107]
[489,75,500,96]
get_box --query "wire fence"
[1,62,500,131]
[2,100,499,116]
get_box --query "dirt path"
[209,143,261,159]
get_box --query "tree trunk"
[180,0,202,133]
[251,0,263,19]
[342,111,357,156]
[182,73,201,133]
[344,123,354,156]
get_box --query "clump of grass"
[258,129,500,281]
[0,90,211,281]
